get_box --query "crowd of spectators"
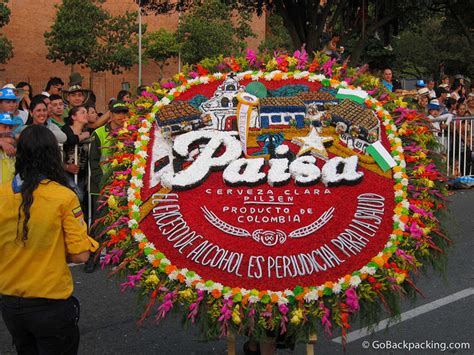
[381,69,473,178]
[0,73,134,271]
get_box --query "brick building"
[0,0,266,112]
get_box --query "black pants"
[1,295,80,355]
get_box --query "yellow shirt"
[0,180,98,299]
[0,151,15,184]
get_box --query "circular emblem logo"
[137,77,398,292]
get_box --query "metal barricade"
[59,141,94,230]
[431,115,473,177]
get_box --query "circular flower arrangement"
[96,52,449,344]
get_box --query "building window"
[225,84,236,91]
[271,115,282,123]
[284,115,292,122]
[232,97,238,107]
[221,97,230,107]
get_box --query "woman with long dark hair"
[62,105,91,204]
[0,125,98,354]
[24,99,67,144]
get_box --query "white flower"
[168,270,178,280]
[395,190,404,197]
[349,276,361,287]
[134,233,145,242]
[161,258,170,265]
[332,284,342,294]
[213,72,223,79]
[277,297,289,306]
[137,150,148,159]
[145,242,155,249]
[195,282,206,290]
[127,219,138,228]
[304,290,319,302]
[293,71,309,79]
[161,97,171,106]
[385,242,393,248]
[240,289,250,296]
[146,254,155,262]
[360,266,377,275]
[223,291,233,300]
[314,74,326,81]
[131,204,140,213]
[283,289,294,297]
[248,295,260,304]
[200,76,209,84]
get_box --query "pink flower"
[322,58,336,76]
[246,48,257,66]
[161,81,175,89]
[293,44,308,70]
[345,287,360,313]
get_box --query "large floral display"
[96,52,449,344]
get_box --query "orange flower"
[165,264,177,274]
[273,73,283,81]
[231,287,241,295]
[399,215,409,224]
[270,293,279,303]
[211,289,222,299]
[324,281,334,289]
[372,256,385,267]
[152,259,160,267]
[177,274,185,283]
[138,242,146,250]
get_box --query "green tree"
[45,0,139,76]
[393,17,474,79]
[176,0,255,64]
[88,11,140,74]
[143,28,180,81]
[0,0,13,64]
[258,13,293,53]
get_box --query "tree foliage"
[143,28,180,81]
[0,0,13,64]
[176,0,255,64]
[137,0,473,78]
[393,17,474,79]
[258,13,293,54]
[45,0,139,74]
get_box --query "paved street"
[1,190,473,354]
